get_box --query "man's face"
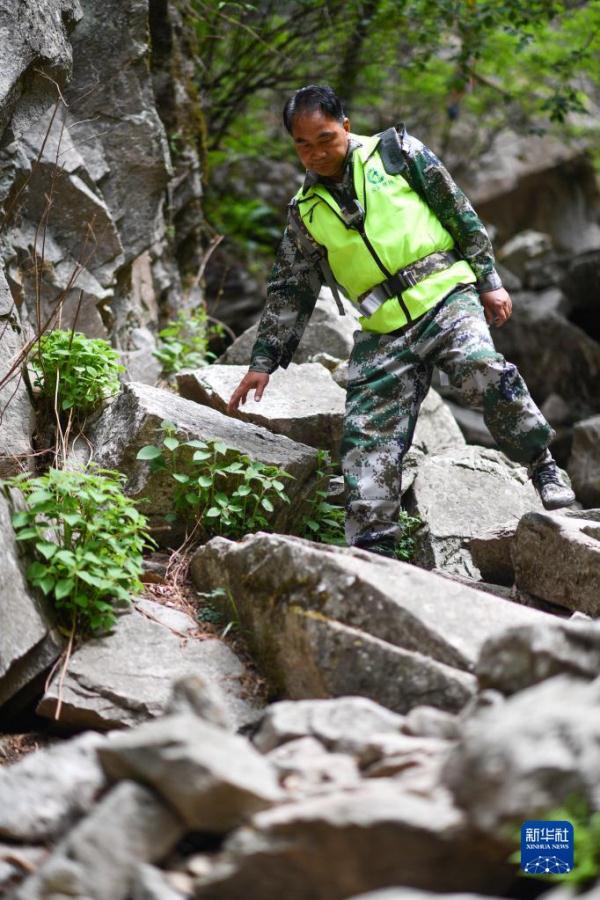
[291,110,350,180]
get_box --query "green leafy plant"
[395,510,423,562]
[300,449,346,546]
[5,467,152,634]
[509,797,600,886]
[136,422,292,538]
[30,330,124,415]
[153,307,223,375]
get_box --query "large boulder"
[79,381,320,538]
[0,491,63,711]
[405,446,543,577]
[14,781,184,900]
[513,512,600,616]
[37,600,261,731]
[477,617,600,695]
[442,675,600,833]
[568,415,600,507]
[191,532,553,715]
[218,288,360,366]
[0,267,34,476]
[192,781,512,899]
[98,713,283,831]
[177,363,346,459]
[0,732,106,843]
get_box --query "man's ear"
[343,117,350,132]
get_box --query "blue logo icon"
[521,820,574,875]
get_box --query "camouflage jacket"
[249,127,503,374]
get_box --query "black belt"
[358,250,460,317]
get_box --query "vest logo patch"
[366,166,390,189]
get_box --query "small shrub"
[30,330,124,415]
[153,306,223,375]
[395,510,423,561]
[136,422,292,538]
[300,450,345,546]
[5,467,151,634]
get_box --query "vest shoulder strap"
[287,199,346,316]
[378,123,409,176]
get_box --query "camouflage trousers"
[341,285,554,549]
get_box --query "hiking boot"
[528,449,576,511]
[353,536,397,558]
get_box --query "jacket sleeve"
[248,222,323,374]
[400,130,503,294]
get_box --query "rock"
[561,248,600,343]
[0,732,106,842]
[191,532,552,714]
[348,892,503,900]
[0,491,63,710]
[408,389,466,456]
[477,618,600,695]
[568,415,600,507]
[218,288,360,366]
[132,864,187,900]
[401,706,460,740]
[493,290,600,419]
[468,523,516,586]
[98,713,282,832]
[266,736,360,795]
[442,675,600,833]
[513,512,600,616]
[81,381,319,537]
[0,267,34,476]
[37,601,261,730]
[192,781,512,898]
[167,675,232,730]
[253,696,405,755]
[497,230,554,281]
[120,326,162,386]
[14,780,184,900]
[177,363,345,459]
[540,393,573,428]
[443,402,494,448]
[406,446,543,576]
[0,845,48,895]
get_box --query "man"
[228,84,574,558]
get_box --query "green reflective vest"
[293,133,477,332]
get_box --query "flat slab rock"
[191,532,552,715]
[406,446,544,577]
[82,381,319,536]
[37,600,262,731]
[568,414,600,507]
[513,512,600,616]
[177,363,345,459]
[0,492,63,710]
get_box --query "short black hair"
[283,85,346,134]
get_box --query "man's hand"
[227,371,270,413]
[480,287,513,328]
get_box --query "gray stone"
[443,402,495,448]
[14,781,184,900]
[81,381,319,538]
[401,705,460,740]
[37,601,261,731]
[192,781,512,898]
[513,512,600,616]
[0,845,48,895]
[497,230,554,281]
[177,362,346,459]
[0,491,63,710]
[477,618,600,695]
[98,713,282,832]
[569,415,600,507]
[0,731,106,842]
[0,268,34,476]
[132,864,186,900]
[121,326,162,386]
[442,675,600,833]
[167,675,232,730]
[360,733,451,783]
[468,523,516,586]
[349,892,505,900]
[406,446,543,576]
[253,697,405,755]
[218,288,360,366]
[192,532,552,714]
[266,736,360,795]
